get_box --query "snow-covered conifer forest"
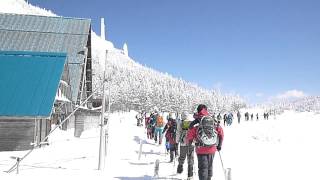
[91,43,246,112]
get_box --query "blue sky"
[29,0,320,103]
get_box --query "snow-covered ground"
[0,110,319,180]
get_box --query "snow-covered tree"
[91,34,246,113]
[257,96,320,114]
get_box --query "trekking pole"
[218,151,226,180]
[218,151,225,171]
[218,151,231,180]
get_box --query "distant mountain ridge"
[275,96,320,113]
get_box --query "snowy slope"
[1,110,319,180]
[105,110,320,180]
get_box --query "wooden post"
[16,157,20,174]
[225,168,232,180]
[138,139,143,160]
[79,47,88,105]
[98,50,108,170]
[154,159,159,177]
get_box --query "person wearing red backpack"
[187,104,224,180]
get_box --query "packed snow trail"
[105,110,320,180]
[105,111,226,180]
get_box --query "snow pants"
[197,153,215,180]
[178,145,195,177]
[147,127,153,139]
[169,143,177,162]
[154,127,163,144]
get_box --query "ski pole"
[218,151,227,180]
[218,151,225,170]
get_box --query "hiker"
[154,111,164,145]
[145,113,153,139]
[136,112,143,126]
[187,104,224,180]
[245,112,249,121]
[211,112,216,121]
[149,112,156,139]
[223,113,227,126]
[251,113,254,121]
[237,111,241,124]
[176,111,194,179]
[226,113,233,126]
[164,113,172,153]
[162,112,178,162]
[217,113,222,123]
[256,113,259,121]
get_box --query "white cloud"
[276,90,307,99]
[255,92,264,97]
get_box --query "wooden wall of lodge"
[0,110,101,151]
[74,109,101,137]
[0,118,50,151]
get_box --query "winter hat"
[197,104,209,117]
[181,111,189,120]
[169,112,176,119]
[197,104,207,113]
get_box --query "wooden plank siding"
[74,109,100,137]
[0,119,50,151]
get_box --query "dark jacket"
[163,118,177,144]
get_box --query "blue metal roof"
[0,13,91,102]
[0,51,67,118]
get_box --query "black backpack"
[196,116,218,147]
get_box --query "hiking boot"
[177,164,183,173]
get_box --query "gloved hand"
[217,146,221,151]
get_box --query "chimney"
[101,18,106,40]
[123,43,128,57]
